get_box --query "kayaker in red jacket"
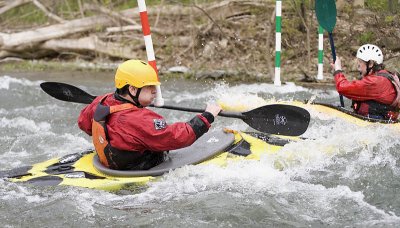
[331,44,400,120]
[78,59,221,170]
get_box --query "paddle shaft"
[316,0,344,108]
[55,91,246,119]
[152,104,244,119]
[40,82,310,136]
[328,33,344,107]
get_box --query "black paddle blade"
[242,104,310,136]
[40,82,96,104]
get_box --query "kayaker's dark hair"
[116,84,130,95]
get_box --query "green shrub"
[365,0,387,11]
[358,31,375,44]
[385,15,395,23]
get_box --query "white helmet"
[356,44,383,64]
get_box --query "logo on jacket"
[153,119,167,130]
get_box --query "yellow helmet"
[115,60,160,89]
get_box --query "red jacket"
[78,93,211,153]
[334,70,397,117]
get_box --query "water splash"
[0,75,42,90]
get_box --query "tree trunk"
[0,12,124,51]
[40,36,140,59]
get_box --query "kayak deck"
[92,130,235,177]
[2,130,291,191]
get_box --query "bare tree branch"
[31,0,66,23]
[192,4,225,37]
[41,35,140,59]
[83,3,138,26]
[154,0,164,27]
[77,0,85,18]
[290,0,311,70]
[0,0,30,16]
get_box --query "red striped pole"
[137,0,164,106]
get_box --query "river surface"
[0,72,399,227]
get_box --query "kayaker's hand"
[330,56,342,71]
[205,103,222,117]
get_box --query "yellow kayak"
[220,101,400,130]
[5,100,396,192]
[297,102,399,128]
[1,129,290,192]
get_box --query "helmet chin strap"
[365,60,372,76]
[360,60,372,77]
[128,87,143,108]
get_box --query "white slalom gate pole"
[274,0,282,86]
[317,25,324,80]
[137,0,164,106]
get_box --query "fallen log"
[0,12,121,51]
[203,0,269,20]
[0,5,190,52]
[40,36,141,59]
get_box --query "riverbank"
[0,58,338,88]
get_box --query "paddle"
[40,82,310,136]
[315,0,344,107]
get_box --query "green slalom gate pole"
[274,0,282,86]
[317,25,324,80]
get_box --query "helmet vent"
[140,61,147,65]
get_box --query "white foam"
[49,187,123,220]
[171,82,309,104]
[172,90,213,103]
[12,104,60,114]
[226,82,308,94]
[0,116,51,133]
[106,115,400,222]
[0,180,47,203]
[108,155,399,225]
[42,133,92,157]
[0,75,42,90]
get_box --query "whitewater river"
[0,72,399,227]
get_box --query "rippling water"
[0,72,399,227]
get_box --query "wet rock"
[195,70,227,80]
[167,66,190,73]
